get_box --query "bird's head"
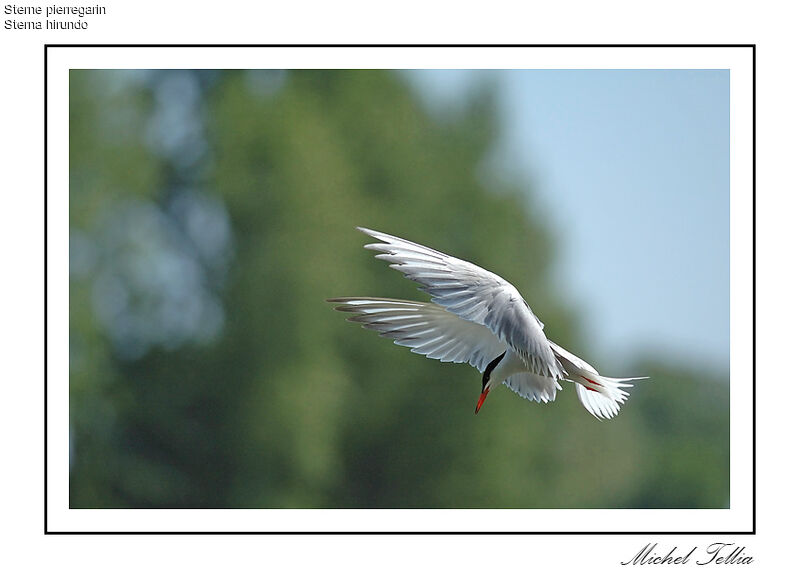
[475,369,498,414]
[475,351,506,414]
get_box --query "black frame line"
[46,43,756,535]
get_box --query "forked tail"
[549,341,647,420]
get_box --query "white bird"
[328,227,645,419]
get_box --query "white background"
[1,1,792,577]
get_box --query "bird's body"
[328,227,644,419]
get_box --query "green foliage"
[69,70,729,509]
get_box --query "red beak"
[475,389,489,414]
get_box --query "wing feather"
[327,297,506,372]
[357,227,564,379]
[504,373,562,404]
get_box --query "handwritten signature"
[621,543,753,566]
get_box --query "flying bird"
[328,227,645,419]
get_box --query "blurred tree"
[69,69,729,509]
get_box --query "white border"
[47,45,753,533]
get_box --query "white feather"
[358,227,564,379]
[328,298,505,372]
[329,228,645,419]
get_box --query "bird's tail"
[549,341,647,420]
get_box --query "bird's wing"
[504,373,562,404]
[327,297,506,372]
[357,227,564,378]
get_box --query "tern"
[328,227,645,419]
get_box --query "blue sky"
[408,70,729,372]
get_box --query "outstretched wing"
[328,297,506,372]
[357,227,564,379]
